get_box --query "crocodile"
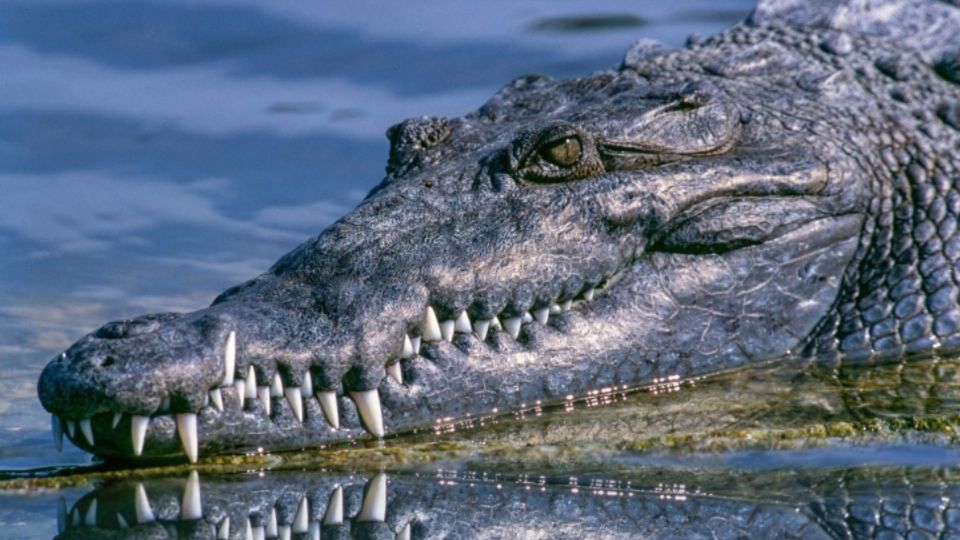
[36,0,960,463]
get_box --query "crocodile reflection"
[55,467,960,539]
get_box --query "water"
[6,1,959,538]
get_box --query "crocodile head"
[38,29,881,462]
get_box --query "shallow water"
[7,1,960,538]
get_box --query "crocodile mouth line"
[51,272,620,462]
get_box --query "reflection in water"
[55,466,960,539]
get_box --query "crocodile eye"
[513,125,603,183]
[541,136,582,167]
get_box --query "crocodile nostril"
[100,356,116,368]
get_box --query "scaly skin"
[37,0,960,462]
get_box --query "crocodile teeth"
[176,413,199,463]
[112,412,123,429]
[293,497,309,534]
[522,311,534,324]
[386,361,403,384]
[421,306,442,341]
[258,387,272,416]
[84,497,97,526]
[324,486,344,525]
[51,415,63,451]
[584,287,595,301]
[491,316,502,330]
[316,391,339,429]
[233,379,246,405]
[245,367,257,399]
[218,517,230,539]
[65,419,76,438]
[79,417,94,446]
[397,523,412,540]
[440,320,455,342]
[358,473,387,522]
[271,373,284,397]
[300,372,313,397]
[549,303,562,315]
[473,319,490,341]
[209,388,224,412]
[135,483,155,524]
[131,415,149,456]
[278,524,290,540]
[222,331,236,386]
[561,299,573,311]
[401,334,415,358]
[454,311,472,333]
[533,307,550,325]
[181,471,202,520]
[504,317,523,339]
[284,387,303,422]
[351,389,384,437]
[116,512,128,529]
[411,336,421,355]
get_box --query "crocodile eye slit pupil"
[542,136,582,167]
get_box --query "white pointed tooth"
[316,391,339,429]
[561,299,573,311]
[522,311,533,324]
[440,319,455,342]
[57,497,67,534]
[181,470,202,520]
[533,307,550,325]
[79,417,95,446]
[234,379,246,405]
[420,306,442,341]
[176,413,199,464]
[84,497,97,526]
[267,508,278,537]
[309,522,320,540]
[358,473,387,522]
[52,415,63,451]
[401,334,415,359]
[549,303,562,315]
[473,319,490,341]
[218,517,230,540]
[279,524,291,540]
[292,497,309,533]
[301,372,313,397]
[386,362,403,385]
[116,512,129,529]
[410,336,421,355]
[209,388,224,412]
[253,525,265,540]
[245,367,257,399]
[245,519,253,540]
[324,486,344,525]
[258,387,272,416]
[490,316,502,330]
[584,287,595,301]
[134,483,155,524]
[222,331,236,386]
[131,415,149,456]
[351,389,384,437]
[112,412,123,429]
[504,317,523,339]
[397,523,412,540]
[203,392,210,408]
[454,311,472,333]
[284,387,304,422]
[271,373,284,397]
[65,419,76,438]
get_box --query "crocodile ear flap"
[703,42,801,78]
